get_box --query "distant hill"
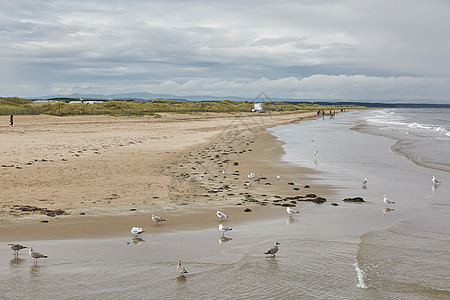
[34,92,248,102]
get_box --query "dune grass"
[1,97,363,116]
[0,97,39,115]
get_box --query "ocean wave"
[353,258,368,289]
[407,122,448,133]
[408,122,432,130]
[367,115,448,138]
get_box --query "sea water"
[271,108,450,299]
[1,109,449,299]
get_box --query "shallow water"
[0,215,370,300]
[272,109,450,298]
[2,110,449,299]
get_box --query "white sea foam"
[354,260,368,289]
[368,110,449,139]
[408,122,431,129]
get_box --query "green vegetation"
[0,97,365,116]
[0,97,39,115]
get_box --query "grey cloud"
[0,0,449,102]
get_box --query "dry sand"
[0,111,333,240]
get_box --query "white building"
[253,102,263,112]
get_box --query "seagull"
[245,182,253,186]
[8,243,27,257]
[218,224,232,237]
[254,175,262,183]
[432,176,441,184]
[314,150,319,156]
[248,173,255,179]
[286,207,299,215]
[152,214,166,225]
[131,226,144,236]
[222,170,227,175]
[362,178,368,185]
[383,195,395,207]
[276,175,281,180]
[29,247,48,265]
[264,242,280,256]
[177,260,188,276]
[216,210,228,220]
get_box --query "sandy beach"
[2,109,449,299]
[0,111,329,240]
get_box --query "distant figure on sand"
[10,115,13,126]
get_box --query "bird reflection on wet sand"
[10,257,25,267]
[218,236,232,244]
[176,274,187,283]
[432,184,440,193]
[287,215,299,225]
[30,264,45,277]
[126,237,146,245]
[383,207,395,215]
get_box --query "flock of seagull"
[174,210,281,276]
[6,172,443,276]
[361,175,443,209]
[7,244,48,265]
[6,207,281,276]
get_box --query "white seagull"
[216,210,228,220]
[29,247,48,265]
[177,260,188,276]
[276,175,281,180]
[432,176,442,184]
[222,170,227,175]
[152,214,166,225]
[286,207,299,215]
[248,173,255,179]
[362,178,368,185]
[218,224,232,237]
[245,182,253,186]
[383,195,395,207]
[264,242,280,256]
[8,243,27,257]
[131,226,144,236]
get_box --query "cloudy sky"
[1,0,450,102]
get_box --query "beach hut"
[253,102,263,112]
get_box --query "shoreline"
[0,111,335,240]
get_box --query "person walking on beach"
[9,115,13,126]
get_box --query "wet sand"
[0,111,331,240]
